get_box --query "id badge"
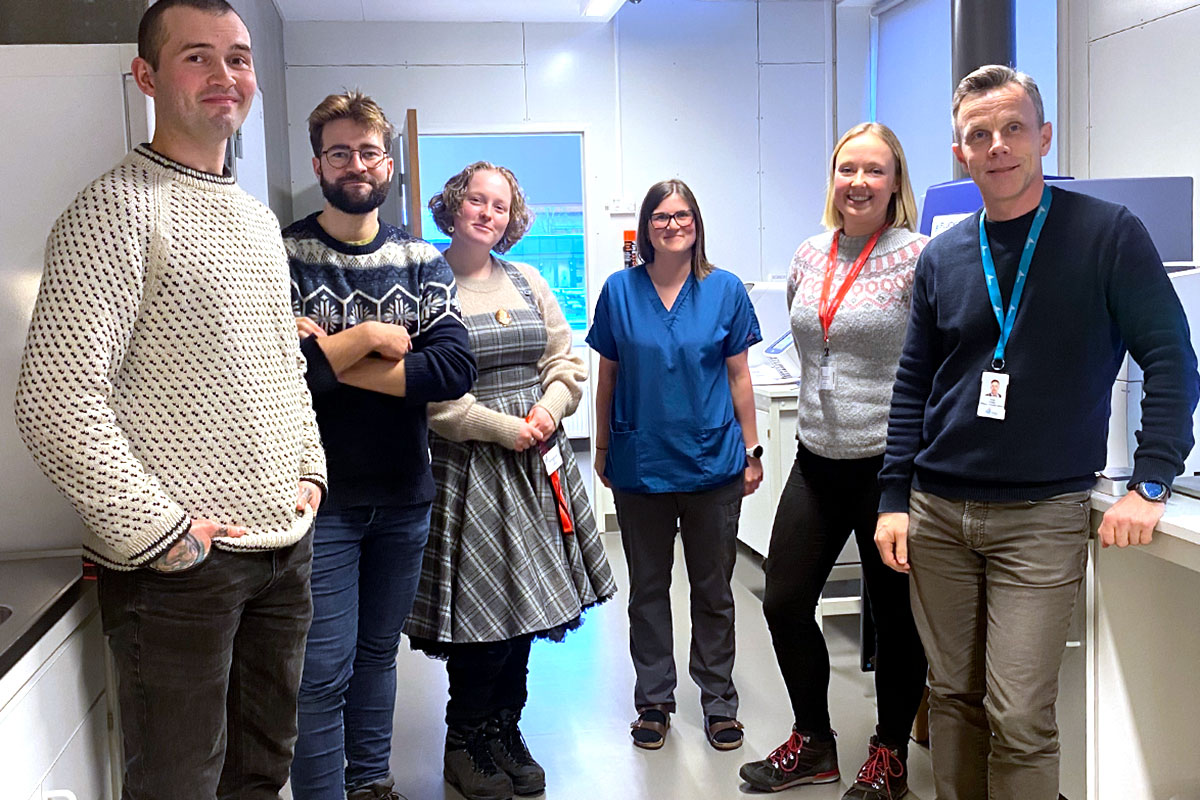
[539,433,564,475]
[977,371,1009,420]
[819,351,836,392]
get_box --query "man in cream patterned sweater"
[13,1,326,796]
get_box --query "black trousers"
[762,443,927,748]
[444,634,534,727]
[99,533,314,800]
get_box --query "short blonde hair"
[820,122,919,233]
[952,65,1044,143]
[308,90,393,157]
[428,161,534,254]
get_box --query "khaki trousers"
[907,488,1089,800]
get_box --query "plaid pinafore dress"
[406,259,616,653]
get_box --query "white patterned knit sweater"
[15,145,327,570]
[787,226,928,459]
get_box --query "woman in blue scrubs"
[587,178,763,752]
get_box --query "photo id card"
[539,433,564,475]
[819,352,836,392]
[977,371,1009,420]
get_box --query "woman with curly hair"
[404,161,617,800]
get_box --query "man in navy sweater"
[875,65,1199,799]
[285,90,476,800]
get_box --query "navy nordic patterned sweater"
[285,213,476,508]
[878,187,1199,512]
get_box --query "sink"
[0,606,10,625]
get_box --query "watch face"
[1138,481,1168,501]
[747,445,763,459]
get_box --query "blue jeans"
[98,531,314,800]
[290,502,431,798]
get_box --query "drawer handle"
[44,791,79,800]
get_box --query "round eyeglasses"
[649,210,695,229]
[321,147,388,170]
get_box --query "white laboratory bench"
[1084,491,1200,800]
[738,383,798,557]
[0,557,117,800]
[738,387,1200,799]
[740,384,861,619]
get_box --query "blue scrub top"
[586,265,762,494]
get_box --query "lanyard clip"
[991,357,1005,371]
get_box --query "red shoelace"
[767,731,807,772]
[856,742,904,791]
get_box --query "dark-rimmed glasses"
[321,147,388,169]
[649,210,695,229]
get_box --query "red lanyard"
[818,226,885,349]
[525,413,574,535]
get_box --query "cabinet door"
[42,692,111,800]
[0,609,105,797]
[737,406,776,556]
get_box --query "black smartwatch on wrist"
[1131,480,1170,503]
[745,444,763,460]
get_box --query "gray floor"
[282,444,934,799]
[374,532,934,800]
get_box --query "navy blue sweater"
[285,214,476,508]
[879,186,1199,511]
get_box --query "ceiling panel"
[275,0,625,24]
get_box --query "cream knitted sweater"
[15,146,327,570]
[428,260,584,447]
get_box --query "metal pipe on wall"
[950,0,1015,177]
[951,0,1015,84]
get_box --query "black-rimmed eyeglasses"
[321,147,388,169]
[649,210,695,229]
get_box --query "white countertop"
[753,382,800,400]
[1090,490,1200,573]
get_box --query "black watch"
[745,444,763,460]
[1132,480,1170,503]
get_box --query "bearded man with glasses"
[284,90,476,800]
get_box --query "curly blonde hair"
[428,161,534,254]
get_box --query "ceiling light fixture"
[581,0,626,19]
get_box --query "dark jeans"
[290,502,431,798]
[612,476,743,718]
[444,634,534,727]
[762,443,927,748]
[98,531,314,800]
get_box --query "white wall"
[835,3,872,139]
[873,0,1059,210]
[1065,0,1200,260]
[874,0,953,205]
[1062,6,1200,795]
[282,0,836,286]
[231,0,295,220]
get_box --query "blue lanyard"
[979,185,1052,370]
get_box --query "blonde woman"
[739,123,928,800]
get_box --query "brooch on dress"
[495,308,513,326]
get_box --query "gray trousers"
[908,488,1089,800]
[612,477,743,718]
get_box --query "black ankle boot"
[842,735,909,800]
[445,723,515,800]
[739,727,840,791]
[485,708,546,796]
[346,774,406,800]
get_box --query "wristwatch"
[745,444,764,460]
[1131,480,1171,503]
